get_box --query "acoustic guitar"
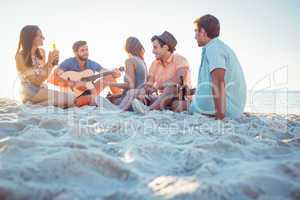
[48,67,124,97]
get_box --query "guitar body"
[61,69,94,82]
[59,69,95,97]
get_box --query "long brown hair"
[125,37,145,60]
[16,25,43,67]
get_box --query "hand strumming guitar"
[68,80,87,91]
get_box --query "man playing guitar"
[50,40,122,105]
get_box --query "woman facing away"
[93,36,148,110]
[15,25,75,108]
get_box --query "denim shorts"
[21,83,40,102]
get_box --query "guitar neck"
[81,71,113,82]
[81,67,124,82]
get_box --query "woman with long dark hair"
[15,25,75,107]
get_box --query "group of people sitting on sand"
[15,14,247,120]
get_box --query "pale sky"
[0,0,299,99]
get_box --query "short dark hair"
[194,14,220,39]
[72,40,87,52]
[151,36,175,53]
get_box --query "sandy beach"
[0,97,299,200]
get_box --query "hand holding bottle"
[50,42,59,66]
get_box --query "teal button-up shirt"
[189,38,247,118]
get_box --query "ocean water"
[0,96,299,200]
[246,90,300,115]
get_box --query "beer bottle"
[51,41,59,66]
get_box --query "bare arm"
[175,67,189,84]
[157,67,189,90]
[211,68,226,120]
[98,67,121,79]
[144,62,157,93]
[15,52,53,86]
[39,48,57,80]
[51,67,75,88]
[110,59,135,89]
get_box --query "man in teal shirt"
[189,14,247,119]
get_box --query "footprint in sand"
[39,118,65,131]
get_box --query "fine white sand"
[0,98,299,200]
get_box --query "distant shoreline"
[1,97,299,118]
